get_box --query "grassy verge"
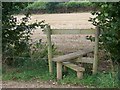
[2,59,120,88]
[2,59,56,81]
[58,71,119,88]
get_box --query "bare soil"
[2,80,89,88]
[28,13,95,54]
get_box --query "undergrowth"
[24,2,94,14]
[2,39,119,88]
[2,59,120,88]
[58,70,119,88]
[2,39,120,88]
[2,59,56,81]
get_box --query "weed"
[2,39,119,88]
[3,60,119,88]
[58,70,119,88]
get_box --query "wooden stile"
[43,25,100,79]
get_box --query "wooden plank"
[57,62,62,80]
[75,57,94,64]
[52,29,95,35]
[52,49,93,62]
[43,29,95,35]
[93,26,99,74]
[63,62,85,71]
[45,25,53,74]
[77,71,83,79]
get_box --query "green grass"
[2,59,56,81]
[2,59,120,88]
[58,70,119,88]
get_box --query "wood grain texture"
[75,57,94,64]
[46,25,53,74]
[43,29,95,35]
[93,26,99,74]
[52,49,93,62]
[77,71,83,79]
[63,62,85,71]
[57,62,62,80]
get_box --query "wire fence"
[2,30,95,68]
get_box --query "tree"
[45,2,59,13]
[90,2,120,83]
[2,2,45,66]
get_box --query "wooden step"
[52,49,93,62]
[62,62,85,72]
[75,57,94,64]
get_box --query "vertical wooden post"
[46,25,53,74]
[77,71,83,79]
[93,26,100,75]
[57,62,62,80]
[0,2,1,47]
[63,66,67,73]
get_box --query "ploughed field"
[17,13,95,54]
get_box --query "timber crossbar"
[43,28,96,35]
[75,57,94,64]
[62,62,85,71]
[63,62,85,79]
[52,49,93,62]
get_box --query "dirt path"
[2,80,88,88]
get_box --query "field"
[27,13,95,54]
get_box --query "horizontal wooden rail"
[63,62,85,71]
[75,57,94,64]
[52,48,93,62]
[63,62,85,79]
[43,28,96,35]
